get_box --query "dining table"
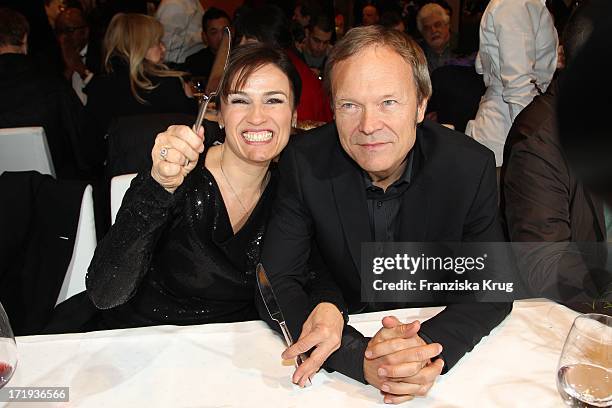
[4,299,578,407]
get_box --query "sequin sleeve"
[86,172,183,309]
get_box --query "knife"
[256,263,311,385]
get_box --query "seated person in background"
[50,43,301,332]
[300,14,333,78]
[234,5,332,124]
[55,7,98,105]
[466,0,558,168]
[0,7,86,179]
[505,0,612,311]
[155,0,204,65]
[416,3,455,73]
[183,7,230,78]
[82,13,197,169]
[259,26,511,403]
[361,4,380,26]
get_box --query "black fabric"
[50,148,277,332]
[106,115,225,178]
[427,65,486,133]
[0,53,87,178]
[82,57,198,169]
[0,171,85,335]
[364,149,415,242]
[260,120,512,383]
[183,47,215,78]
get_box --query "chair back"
[56,185,97,305]
[0,127,56,177]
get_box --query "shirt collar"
[363,147,415,191]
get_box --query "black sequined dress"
[85,148,277,329]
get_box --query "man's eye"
[341,102,356,109]
[382,100,398,107]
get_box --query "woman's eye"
[229,98,248,104]
[266,98,284,104]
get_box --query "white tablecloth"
[7,299,577,407]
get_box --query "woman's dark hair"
[233,5,293,49]
[219,42,302,109]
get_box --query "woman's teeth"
[242,130,273,142]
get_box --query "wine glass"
[556,313,611,407]
[189,76,208,102]
[0,302,17,389]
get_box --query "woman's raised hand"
[151,125,205,193]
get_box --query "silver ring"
[160,147,170,161]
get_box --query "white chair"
[0,127,56,177]
[56,185,97,305]
[110,173,137,225]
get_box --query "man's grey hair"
[324,25,432,106]
[416,3,450,34]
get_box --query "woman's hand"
[151,125,205,193]
[281,302,344,387]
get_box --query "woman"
[83,13,198,167]
[78,42,301,329]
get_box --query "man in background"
[183,7,230,78]
[416,3,454,73]
[56,7,97,105]
[301,14,333,78]
[361,4,380,25]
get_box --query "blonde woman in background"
[82,13,197,168]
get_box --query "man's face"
[305,26,332,58]
[420,14,450,52]
[362,6,379,26]
[57,9,89,51]
[203,17,229,54]
[293,6,310,27]
[331,45,427,181]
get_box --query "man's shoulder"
[420,120,495,168]
[283,122,341,164]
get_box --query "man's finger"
[380,380,421,396]
[372,319,421,344]
[382,343,443,369]
[293,347,327,386]
[401,358,444,385]
[282,331,324,359]
[366,336,426,360]
[382,392,414,404]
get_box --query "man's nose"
[358,108,383,135]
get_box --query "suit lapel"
[330,150,371,271]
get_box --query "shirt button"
[377,201,383,208]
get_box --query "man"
[361,4,380,25]
[501,0,611,311]
[0,7,86,178]
[416,3,454,73]
[301,15,333,78]
[466,0,558,168]
[183,7,230,78]
[55,7,96,105]
[155,0,204,65]
[293,1,319,28]
[259,26,511,404]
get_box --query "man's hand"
[281,302,344,387]
[364,316,444,404]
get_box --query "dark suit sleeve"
[503,126,605,303]
[419,153,513,372]
[260,143,372,382]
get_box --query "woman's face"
[219,63,296,165]
[145,40,166,64]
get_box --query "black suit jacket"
[260,120,513,383]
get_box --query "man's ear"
[416,98,428,124]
